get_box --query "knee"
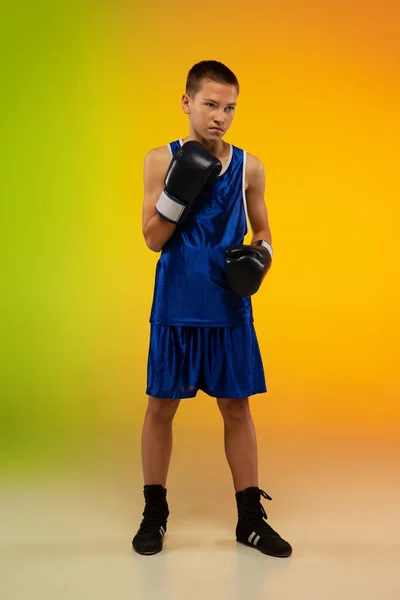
[147,397,180,424]
[217,397,250,424]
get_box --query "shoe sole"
[132,547,162,556]
[132,540,163,556]
[134,541,290,558]
[237,540,292,558]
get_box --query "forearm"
[143,212,177,253]
[251,229,272,246]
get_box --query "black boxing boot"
[235,487,292,558]
[132,484,169,555]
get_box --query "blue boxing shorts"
[146,324,267,400]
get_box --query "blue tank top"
[150,139,253,327]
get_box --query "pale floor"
[1,434,399,599]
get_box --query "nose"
[214,109,225,125]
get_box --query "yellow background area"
[129,1,400,437]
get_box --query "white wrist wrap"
[156,191,186,224]
[258,240,273,259]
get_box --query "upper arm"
[245,153,272,242]
[141,146,171,234]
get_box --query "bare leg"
[217,397,258,492]
[141,396,180,487]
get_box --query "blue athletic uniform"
[146,139,267,399]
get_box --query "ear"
[181,93,191,115]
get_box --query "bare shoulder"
[143,145,172,193]
[142,145,172,201]
[246,152,264,174]
[144,145,171,171]
[244,152,265,189]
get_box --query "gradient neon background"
[1,0,399,481]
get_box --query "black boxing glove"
[156,141,222,225]
[225,240,273,296]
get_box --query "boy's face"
[182,79,238,142]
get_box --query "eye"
[206,102,216,108]
[226,106,235,112]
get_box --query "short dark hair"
[186,60,239,95]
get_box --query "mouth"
[209,127,223,133]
